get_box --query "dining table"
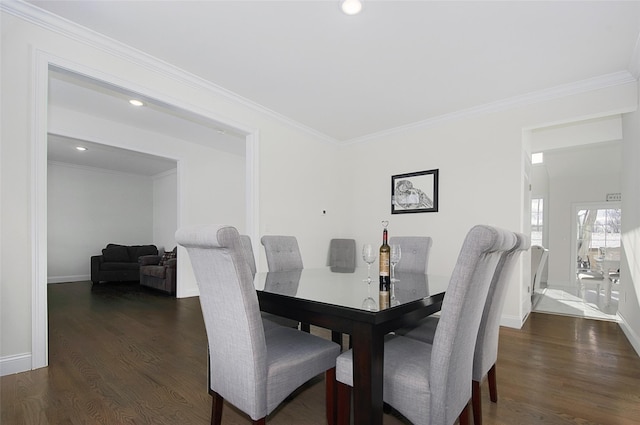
[254,267,449,425]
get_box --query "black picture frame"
[391,169,439,214]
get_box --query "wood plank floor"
[2,281,639,424]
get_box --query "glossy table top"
[255,267,449,313]
[254,266,448,425]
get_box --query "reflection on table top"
[255,267,449,312]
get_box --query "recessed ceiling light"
[341,0,363,15]
[75,146,88,151]
[129,99,144,107]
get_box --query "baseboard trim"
[618,313,640,358]
[500,314,524,329]
[178,287,200,299]
[48,274,91,284]
[0,353,32,376]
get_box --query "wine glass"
[390,281,399,307]
[362,244,377,284]
[390,244,401,282]
[361,244,378,311]
[362,282,378,311]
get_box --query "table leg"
[350,323,385,425]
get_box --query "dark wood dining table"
[255,267,448,425]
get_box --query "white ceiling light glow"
[129,99,144,106]
[532,152,544,164]
[75,146,88,151]
[341,0,362,15]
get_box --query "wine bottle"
[379,226,390,309]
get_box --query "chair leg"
[488,363,498,403]
[326,368,337,425]
[252,419,266,425]
[301,322,311,333]
[336,381,352,425]
[458,401,470,425]
[472,380,482,425]
[210,391,223,425]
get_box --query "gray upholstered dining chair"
[327,238,356,347]
[176,225,340,425]
[261,235,310,332]
[399,232,529,425]
[240,234,258,277]
[388,236,433,274]
[240,234,299,330]
[329,238,356,272]
[260,235,304,271]
[335,225,516,425]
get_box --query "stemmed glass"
[390,244,401,282]
[362,244,377,284]
[362,244,377,311]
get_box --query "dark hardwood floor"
[2,281,639,424]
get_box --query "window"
[532,152,544,164]
[577,208,622,268]
[531,198,543,246]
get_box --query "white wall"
[540,143,622,286]
[338,85,637,328]
[2,6,640,375]
[48,106,247,296]
[620,90,640,356]
[47,162,154,283]
[1,9,342,373]
[153,169,178,253]
[256,123,343,269]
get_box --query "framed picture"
[391,169,439,214]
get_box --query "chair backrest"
[260,235,304,271]
[429,225,516,425]
[264,269,303,295]
[388,236,433,273]
[240,234,257,277]
[176,225,269,419]
[473,232,530,382]
[329,238,356,272]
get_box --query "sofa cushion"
[142,265,167,279]
[101,262,140,271]
[139,255,162,266]
[128,245,158,262]
[102,245,130,263]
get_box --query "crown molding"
[3,0,636,147]
[345,71,637,145]
[1,0,339,146]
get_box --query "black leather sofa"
[91,243,158,284]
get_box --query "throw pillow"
[159,249,176,266]
[128,245,158,262]
[102,245,129,262]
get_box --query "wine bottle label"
[379,252,390,276]
[379,291,390,310]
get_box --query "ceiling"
[48,68,246,175]
[26,0,640,143]
[48,134,179,176]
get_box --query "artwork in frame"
[391,169,439,214]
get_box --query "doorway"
[534,202,621,321]
[575,204,621,277]
[32,53,258,370]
